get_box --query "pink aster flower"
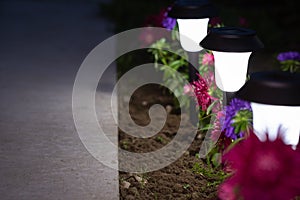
[202,52,214,66]
[138,27,165,46]
[219,130,300,200]
[202,71,216,91]
[183,84,193,96]
[210,110,225,142]
[191,73,212,111]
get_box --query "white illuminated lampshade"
[167,0,217,51]
[177,18,209,52]
[213,51,251,92]
[236,71,300,148]
[251,103,300,147]
[200,27,264,91]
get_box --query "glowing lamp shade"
[200,27,264,92]
[168,0,217,52]
[177,18,209,52]
[236,71,300,147]
[213,51,251,92]
[250,103,300,146]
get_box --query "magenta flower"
[191,74,212,111]
[144,8,165,27]
[202,52,214,66]
[218,178,238,200]
[219,131,300,200]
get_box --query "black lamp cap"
[168,0,217,19]
[236,71,300,106]
[200,26,264,52]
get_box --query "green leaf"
[169,60,183,70]
[200,124,214,131]
[206,100,217,115]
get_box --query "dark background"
[100,0,300,53]
[99,0,300,74]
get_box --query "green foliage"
[279,60,300,73]
[192,162,229,187]
[183,184,190,190]
[148,29,223,132]
[121,140,129,150]
[231,109,252,135]
[148,33,191,110]
[198,109,215,132]
[205,146,222,168]
[155,136,165,144]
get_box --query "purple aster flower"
[162,7,176,30]
[222,98,252,140]
[162,17,176,30]
[143,6,176,31]
[277,51,300,62]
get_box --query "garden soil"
[119,84,221,200]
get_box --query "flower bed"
[99,1,300,199]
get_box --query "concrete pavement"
[0,0,119,199]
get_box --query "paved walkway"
[0,0,118,199]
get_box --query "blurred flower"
[191,73,212,111]
[222,98,252,140]
[277,51,300,62]
[218,178,238,200]
[162,17,176,30]
[277,51,300,73]
[183,84,193,95]
[138,27,165,46]
[209,17,222,27]
[202,52,214,66]
[144,12,163,27]
[199,52,216,91]
[238,17,248,27]
[210,111,225,142]
[144,7,176,30]
[202,71,214,90]
[162,7,176,30]
[219,131,300,200]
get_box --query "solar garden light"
[168,0,217,53]
[236,71,300,148]
[168,0,217,82]
[200,27,264,94]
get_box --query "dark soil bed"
[119,84,221,200]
